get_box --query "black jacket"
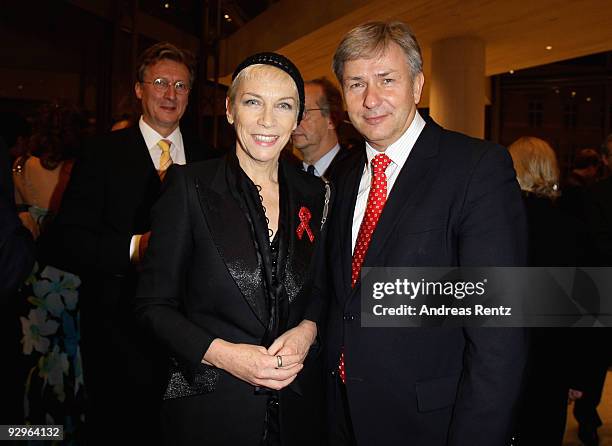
[135,155,329,445]
[325,118,528,446]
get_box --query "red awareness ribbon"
[296,206,314,242]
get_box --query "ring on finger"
[277,355,283,368]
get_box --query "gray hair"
[332,21,423,82]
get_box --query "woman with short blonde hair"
[136,52,327,446]
[508,136,560,199]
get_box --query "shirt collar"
[365,110,426,169]
[303,143,341,176]
[139,116,182,150]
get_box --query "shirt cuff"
[130,234,142,263]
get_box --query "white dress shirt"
[139,116,186,168]
[351,111,426,253]
[302,143,341,177]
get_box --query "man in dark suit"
[292,77,352,182]
[588,172,612,265]
[50,42,207,444]
[325,21,528,445]
[575,173,612,446]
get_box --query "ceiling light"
[571,91,577,97]
[586,97,592,102]
[164,3,170,8]
[545,45,552,50]
[509,70,514,74]
[224,14,229,18]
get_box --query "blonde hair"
[227,64,299,117]
[508,137,560,199]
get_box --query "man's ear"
[413,72,425,105]
[225,97,234,124]
[135,82,143,100]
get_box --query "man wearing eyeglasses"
[292,78,353,181]
[48,42,208,445]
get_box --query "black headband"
[232,52,305,124]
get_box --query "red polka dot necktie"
[339,153,392,384]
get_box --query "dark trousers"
[516,329,569,445]
[327,374,357,446]
[572,329,611,430]
[574,363,608,429]
[80,279,166,446]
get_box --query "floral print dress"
[18,261,85,443]
[14,155,85,444]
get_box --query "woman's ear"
[226,97,234,124]
[292,108,299,131]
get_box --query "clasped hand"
[204,320,317,391]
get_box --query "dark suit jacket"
[0,195,34,301]
[46,125,207,441]
[134,156,328,445]
[584,178,612,367]
[0,138,34,300]
[325,118,528,446]
[322,145,353,184]
[51,126,205,274]
[587,176,612,265]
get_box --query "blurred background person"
[47,42,208,445]
[13,103,83,239]
[566,148,601,189]
[10,102,87,442]
[110,94,140,132]
[561,148,602,222]
[0,135,35,426]
[509,137,588,265]
[292,77,350,182]
[589,135,612,263]
[509,136,589,445]
[599,134,612,179]
[579,135,612,446]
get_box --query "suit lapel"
[122,127,162,231]
[195,159,268,326]
[323,146,347,180]
[128,126,158,181]
[337,150,366,303]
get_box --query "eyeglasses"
[302,108,327,121]
[141,78,190,95]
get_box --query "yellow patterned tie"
[157,139,173,181]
